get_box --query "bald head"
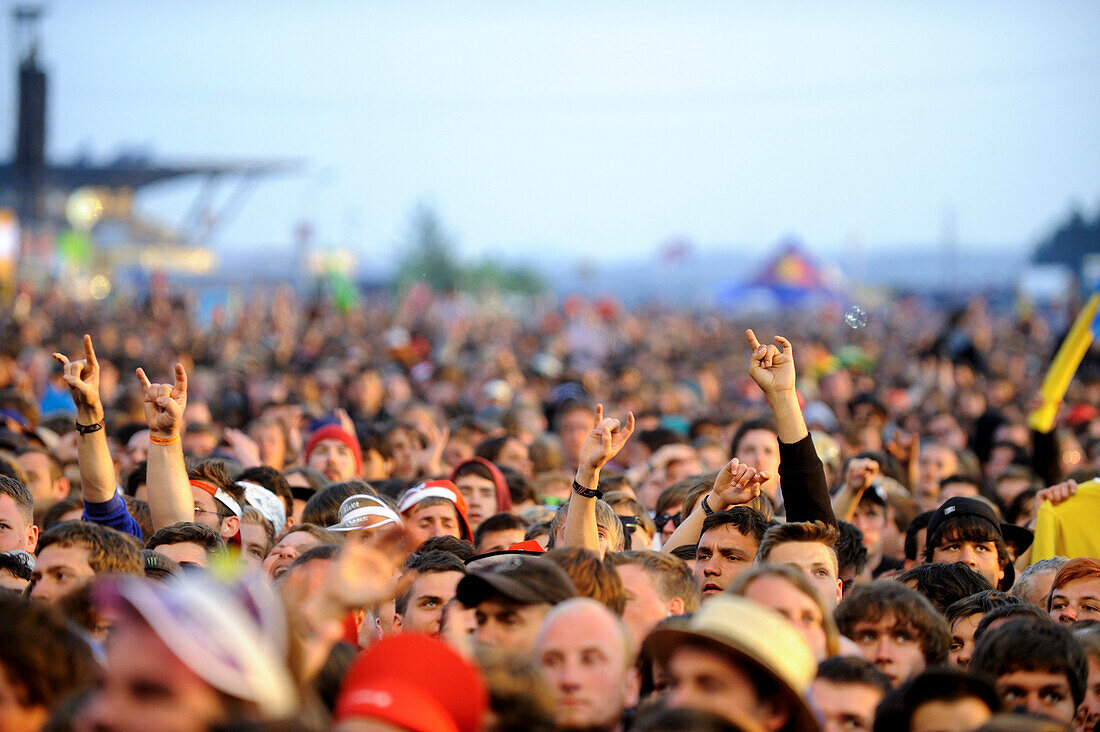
[535,598,640,730]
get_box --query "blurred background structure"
[0,1,1097,311]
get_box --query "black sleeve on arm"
[1031,428,1060,487]
[778,434,837,527]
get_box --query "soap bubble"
[844,305,868,330]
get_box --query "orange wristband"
[149,433,180,446]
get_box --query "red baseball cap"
[334,634,487,732]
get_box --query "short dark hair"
[836,520,869,577]
[0,551,33,581]
[416,535,476,562]
[924,514,1010,580]
[300,481,374,528]
[971,618,1088,707]
[40,496,82,531]
[700,506,772,548]
[237,465,293,518]
[396,550,467,615]
[757,520,839,572]
[608,550,699,612]
[944,590,1023,628]
[188,459,244,503]
[903,511,933,562]
[816,656,892,695]
[124,460,148,497]
[835,580,950,665]
[35,522,144,575]
[0,475,33,523]
[670,544,697,563]
[291,543,340,569]
[474,512,528,551]
[895,562,994,613]
[876,667,1001,732]
[0,595,99,709]
[146,521,224,555]
[729,417,777,459]
[973,603,1051,641]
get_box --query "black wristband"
[572,480,604,500]
[701,495,716,515]
[75,420,104,435]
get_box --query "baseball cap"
[926,496,1032,553]
[335,634,487,732]
[100,573,298,718]
[456,555,576,608]
[646,595,818,732]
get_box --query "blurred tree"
[1033,206,1100,274]
[396,203,462,293]
[395,204,545,295]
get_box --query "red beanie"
[304,424,362,476]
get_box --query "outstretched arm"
[137,363,193,530]
[660,458,769,553]
[745,329,835,526]
[53,335,142,538]
[564,405,635,554]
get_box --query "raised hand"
[1036,479,1077,507]
[711,458,769,509]
[224,427,262,469]
[844,457,880,493]
[417,420,450,476]
[136,363,188,439]
[325,525,411,611]
[746,329,796,396]
[885,428,917,465]
[578,404,636,475]
[52,334,103,422]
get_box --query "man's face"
[398,570,463,637]
[735,429,780,498]
[307,438,358,483]
[81,619,229,732]
[557,409,594,468]
[851,502,887,560]
[496,438,533,478]
[618,563,680,646]
[665,645,786,731]
[454,474,498,531]
[31,544,95,603]
[995,669,1076,724]
[386,428,420,480]
[848,611,927,686]
[948,613,981,670]
[263,531,323,580]
[930,535,1004,588]
[910,698,993,732]
[1078,654,1100,732]
[190,487,224,531]
[250,424,286,470]
[743,576,828,661]
[695,525,757,598]
[154,541,209,568]
[476,528,526,554]
[239,522,269,568]
[1049,578,1100,624]
[809,679,883,732]
[918,445,958,491]
[536,604,635,730]
[764,540,842,609]
[404,503,460,548]
[474,597,550,657]
[0,495,36,553]
[15,452,63,517]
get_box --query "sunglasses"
[653,512,683,529]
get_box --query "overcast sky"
[3,0,1099,266]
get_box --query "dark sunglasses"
[653,512,683,529]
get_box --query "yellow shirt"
[1031,479,1100,563]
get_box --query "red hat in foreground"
[334,634,487,732]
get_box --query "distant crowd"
[1,282,1099,732]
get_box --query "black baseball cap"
[456,555,576,608]
[926,496,1033,553]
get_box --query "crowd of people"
[1,281,1100,732]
